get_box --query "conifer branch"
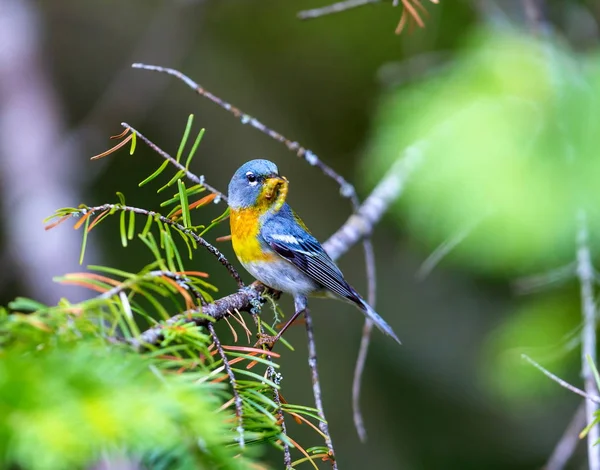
[61,203,244,287]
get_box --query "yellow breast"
[230,208,276,263]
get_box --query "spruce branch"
[49,203,244,288]
[121,122,226,203]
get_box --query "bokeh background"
[2,0,600,468]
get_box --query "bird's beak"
[265,174,287,185]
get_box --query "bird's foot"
[254,333,279,350]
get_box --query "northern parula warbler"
[228,159,400,345]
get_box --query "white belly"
[241,259,318,295]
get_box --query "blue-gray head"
[228,159,288,209]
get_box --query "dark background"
[1,1,597,468]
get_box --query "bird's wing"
[262,228,358,303]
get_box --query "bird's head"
[228,159,288,211]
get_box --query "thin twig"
[521,354,600,404]
[522,0,550,35]
[297,0,382,19]
[208,322,244,448]
[351,236,376,442]
[576,209,600,470]
[323,143,423,260]
[352,317,373,442]
[416,213,486,280]
[121,122,226,202]
[512,262,576,295]
[545,402,586,470]
[131,63,360,206]
[304,308,337,469]
[62,203,243,287]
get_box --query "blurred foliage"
[0,120,331,469]
[365,28,600,411]
[367,29,600,275]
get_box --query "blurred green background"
[2,0,600,468]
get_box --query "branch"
[297,0,382,19]
[350,143,422,440]
[134,147,421,346]
[576,209,600,470]
[131,63,360,206]
[58,203,244,288]
[522,354,600,404]
[121,122,227,203]
[545,402,586,470]
[304,308,337,469]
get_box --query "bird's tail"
[355,296,401,345]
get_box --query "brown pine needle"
[286,410,328,440]
[229,309,252,343]
[218,397,236,412]
[287,435,319,470]
[396,0,436,34]
[161,276,195,310]
[223,315,238,343]
[87,209,110,232]
[63,272,121,287]
[58,279,109,294]
[174,270,210,278]
[90,133,133,160]
[170,193,217,220]
[221,345,281,358]
[73,211,93,230]
[190,193,217,209]
[44,214,73,231]
[110,128,130,140]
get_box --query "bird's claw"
[254,334,278,350]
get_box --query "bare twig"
[416,213,486,280]
[131,63,359,206]
[208,322,244,448]
[297,0,382,19]
[545,402,586,470]
[54,203,243,287]
[522,354,600,404]
[351,237,376,442]
[512,262,576,295]
[324,144,423,260]
[576,209,600,470]
[304,308,337,469]
[522,0,550,35]
[352,317,373,442]
[121,122,226,202]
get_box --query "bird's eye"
[246,172,258,185]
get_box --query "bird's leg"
[255,295,307,349]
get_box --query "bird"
[227,159,400,346]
